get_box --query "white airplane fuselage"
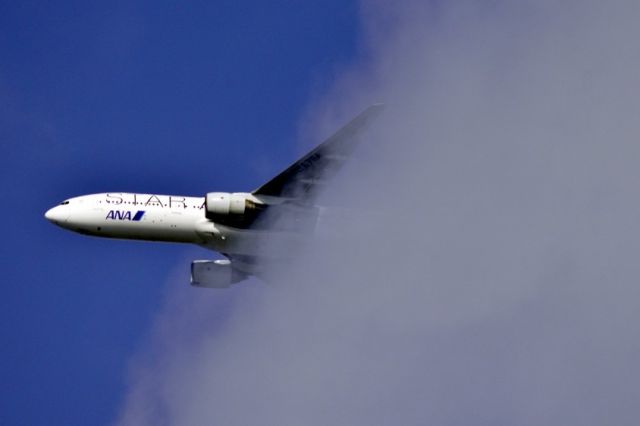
[44,192,278,257]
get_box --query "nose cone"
[45,206,67,224]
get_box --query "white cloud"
[116,1,640,424]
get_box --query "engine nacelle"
[205,192,251,215]
[190,259,247,288]
[204,192,265,226]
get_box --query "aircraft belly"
[69,207,201,243]
[102,223,198,242]
[196,221,306,257]
[109,210,200,243]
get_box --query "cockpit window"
[60,200,70,205]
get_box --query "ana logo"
[106,210,145,221]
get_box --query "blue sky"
[8,1,640,425]
[0,2,360,424]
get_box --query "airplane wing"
[252,104,384,202]
[194,105,384,286]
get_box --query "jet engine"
[191,259,247,288]
[204,192,266,227]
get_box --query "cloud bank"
[116,1,640,424]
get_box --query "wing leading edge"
[253,104,384,201]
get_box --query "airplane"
[44,104,383,288]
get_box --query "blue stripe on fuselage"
[132,210,145,221]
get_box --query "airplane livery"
[45,105,383,288]
[105,210,145,221]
